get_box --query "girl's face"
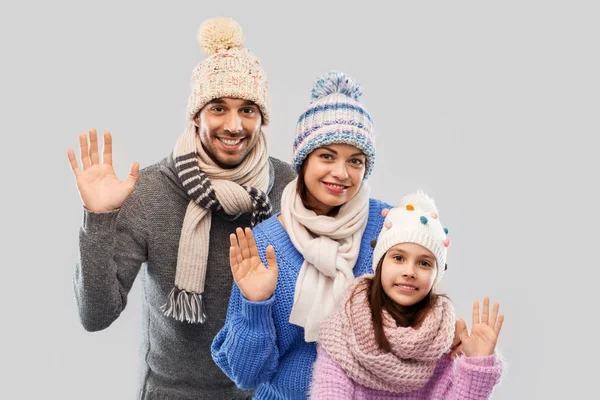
[302,143,366,215]
[380,243,437,307]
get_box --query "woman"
[211,70,390,399]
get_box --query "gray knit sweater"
[73,154,296,399]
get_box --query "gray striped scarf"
[161,123,272,323]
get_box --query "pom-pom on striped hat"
[292,70,375,178]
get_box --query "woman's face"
[380,243,437,307]
[302,143,366,215]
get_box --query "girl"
[211,71,391,399]
[311,191,505,399]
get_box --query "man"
[67,17,295,399]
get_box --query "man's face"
[195,98,262,168]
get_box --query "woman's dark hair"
[296,159,341,216]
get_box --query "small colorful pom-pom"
[406,204,414,211]
[385,221,392,229]
[381,208,389,217]
[444,238,451,247]
[444,228,449,234]
[420,216,428,225]
[431,212,438,219]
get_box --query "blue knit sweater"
[211,198,389,399]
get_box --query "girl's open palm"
[456,297,504,358]
[230,227,278,302]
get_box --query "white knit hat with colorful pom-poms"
[292,70,375,178]
[186,17,270,123]
[373,191,451,283]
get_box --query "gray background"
[2,0,598,399]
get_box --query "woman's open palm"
[230,227,278,302]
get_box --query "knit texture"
[319,276,455,393]
[162,123,271,323]
[281,178,371,342]
[373,191,450,283]
[74,154,295,400]
[311,346,503,399]
[187,17,270,123]
[293,70,375,177]
[211,199,390,399]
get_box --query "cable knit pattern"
[187,17,270,123]
[282,179,371,342]
[319,276,456,393]
[311,346,503,399]
[212,199,389,399]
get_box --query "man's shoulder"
[138,155,171,177]
[132,155,183,197]
[268,156,296,185]
[269,156,294,173]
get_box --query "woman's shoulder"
[252,213,304,266]
[362,198,390,242]
[367,198,392,219]
[252,213,285,242]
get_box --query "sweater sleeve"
[309,346,355,400]
[434,354,503,400]
[211,283,280,390]
[73,187,148,332]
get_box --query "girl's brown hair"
[351,253,447,353]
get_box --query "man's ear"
[193,116,200,128]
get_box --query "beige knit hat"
[186,17,271,124]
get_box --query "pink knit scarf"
[318,275,456,393]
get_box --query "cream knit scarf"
[319,276,455,393]
[161,123,271,323]
[281,178,370,342]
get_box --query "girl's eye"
[393,255,404,262]
[419,261,432,268]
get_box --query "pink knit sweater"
[311,346,502,399]
[311,277,503,399]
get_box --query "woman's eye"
[393,255,404,261]
[350,158,364,165]
[320,154,333,160]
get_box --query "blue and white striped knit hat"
[292,70,375,178]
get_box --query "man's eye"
[241,108,255,114]
[212,107,224,112]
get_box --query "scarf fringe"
[161,287,207,324]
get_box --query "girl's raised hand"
[456,297,504,358]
